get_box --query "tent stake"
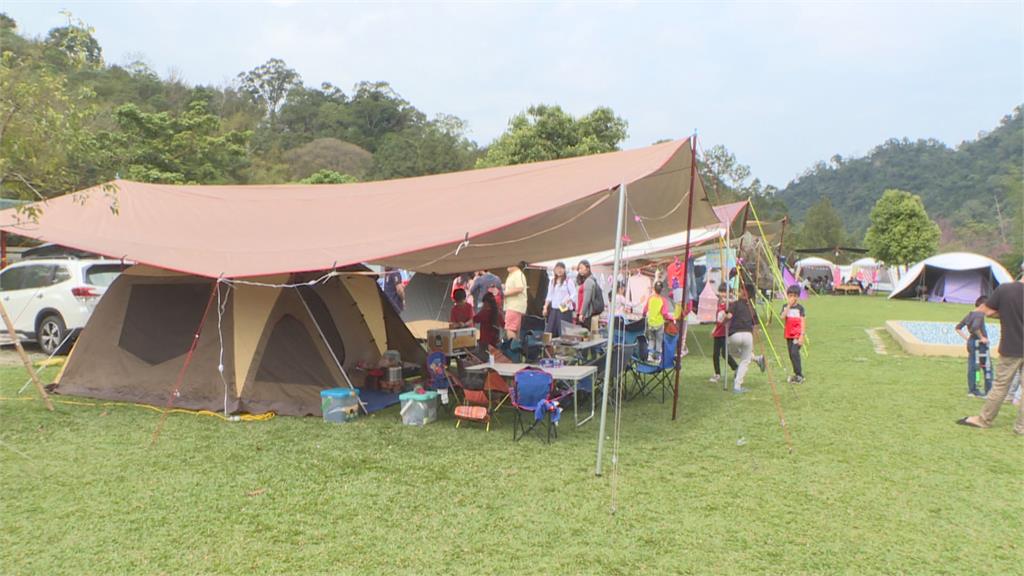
[671,132,698,421]
[595,183,627,477]
[0,299,53,411]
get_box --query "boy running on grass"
[782,285,806,383]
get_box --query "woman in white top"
[543,262,575,337]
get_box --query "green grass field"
[1,296,1021,575]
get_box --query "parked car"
[0,258,124,354]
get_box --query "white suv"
[0,258,123,355]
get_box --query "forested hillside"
[778,107,1023,258]
[0,14,492,202]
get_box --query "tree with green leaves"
[236,58,302,124]
[44,15,103,67]
[369,114,478,179]
[298,169,358,185]
[796,197,847,250]
[864,189,940,265]
[104,92,251,184]
[476,104,627,168]
[0,22,101,202]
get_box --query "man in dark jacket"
[957,268,1024,435]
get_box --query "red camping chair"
[451,352,498,431]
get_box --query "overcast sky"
[6,1,1022,187]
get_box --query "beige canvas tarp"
[0,139,716,278]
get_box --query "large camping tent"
[1,139,719,418]
[55,265,424,416]
[889,252,1012,303]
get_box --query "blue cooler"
[399,390,438,426]
[320,388,360,423]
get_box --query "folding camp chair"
[453,375,493,431]
[631,331,678,402]
[592,342,636,408]
[511,367,558,443]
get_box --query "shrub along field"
[1,296,1020,574]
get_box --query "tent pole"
[719,232,730,390]
[0,299,53,410]
[671,133,698,421]
[595,183,627,477]
[778,216,788,270]
[296,286,370,415]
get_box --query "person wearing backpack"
[575,260,604,327]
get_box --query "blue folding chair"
[511,367,558,443]
[631,331,678,402]
[426,351,456,408]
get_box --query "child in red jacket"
[782,285,806,383]
[709,285,738,383]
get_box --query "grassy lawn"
[1,295,1021,574]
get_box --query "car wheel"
[38,314,67,356]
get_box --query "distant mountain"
[778,106,1022,257]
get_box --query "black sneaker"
[756,355,766,373]
[793,375,804,384]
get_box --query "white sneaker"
[709,374,721,383]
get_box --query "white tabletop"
[552,337,608,351]
[464,362,597,381]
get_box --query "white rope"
[215,280,232,416]
[17,328,76,394]
[222,270,340,289]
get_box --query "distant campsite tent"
[888,252,1012,304]
[849,257,898,291]
[795,257,836,282]
[55,266,424,416]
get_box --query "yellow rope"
[0,396,275,421]
[746,201,810,356]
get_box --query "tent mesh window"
[118,282,213,365]
[297,285,346,366]
[255,314,336,386]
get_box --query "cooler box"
[320,388,360,423]
[426,328,477,355]
[399,390,439,426]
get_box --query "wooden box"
[427,328,477,354]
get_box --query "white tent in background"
[794,257,836,281]
[889,252,1012,304]
[849,257,899,292]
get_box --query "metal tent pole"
[671,133,699,421]
[722,219,731,391]
[595,183,627,477]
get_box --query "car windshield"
[84,264,122,287]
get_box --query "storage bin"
[320,388,360,423]
[398,390,439,426]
